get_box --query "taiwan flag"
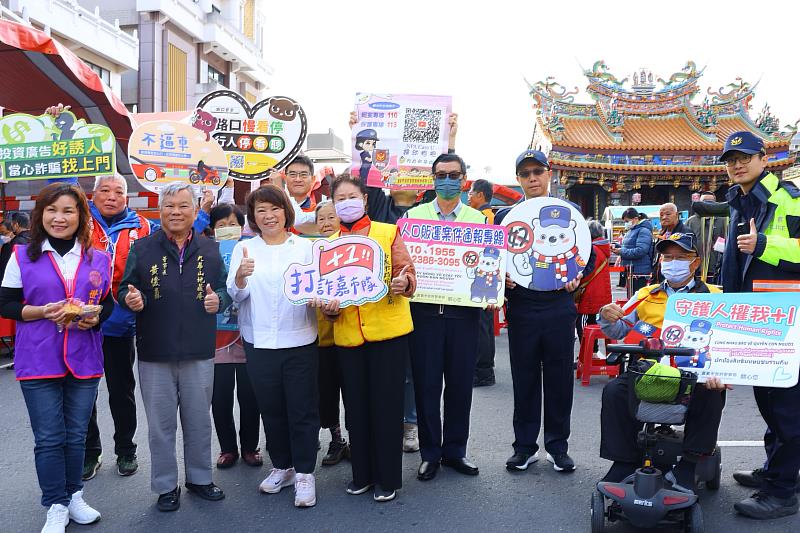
[623,320,661,344]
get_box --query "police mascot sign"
[502,198,591,291]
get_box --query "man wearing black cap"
[719,131,800,519]
[495,150,591,473]
[597,233,727,488]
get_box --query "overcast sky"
[265,0,799,183]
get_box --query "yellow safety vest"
[332,221,414,347]
[633,282,722,331]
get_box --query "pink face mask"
[335,198,365,223]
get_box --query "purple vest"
[14,245,111,380]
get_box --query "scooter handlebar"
[606,343,696,359]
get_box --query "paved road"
[0,331,796,533]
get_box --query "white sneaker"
[259,467,296,494]
[41,504,69,533]
[294,473,316,508]
[68,490,101,524]
[403,423,419,453]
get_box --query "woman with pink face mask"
[320,174,416,503]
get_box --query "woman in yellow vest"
[321,174,416,502]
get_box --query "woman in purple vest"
[0,183,113,533]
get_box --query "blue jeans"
[20,374,100,507]
[404,353,417,425]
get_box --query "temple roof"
[528,61,795,157]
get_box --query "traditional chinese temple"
[528,61,797,218]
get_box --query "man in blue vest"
[405,153,486,481]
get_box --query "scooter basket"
[628,360,697,425]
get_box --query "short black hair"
[431,153,467,175]
[245,185,295,233]
[286,154,314,175]
[11,211,30,229]
[471,179,493,202]
[622,207,639,220]
[331,174,367,197]
[209,203,245,228]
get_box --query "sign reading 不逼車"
[398,219,508,308]
[662,292,800,387]
[0,111,115,181]
[283,235,387,308]
[195,91,307,181]
[352,93,451,191]
[129,120,228,194]
[501,197,591,291]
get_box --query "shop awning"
[0,18,135,194]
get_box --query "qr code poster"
[662,292,800,387]
[196,91,307,181]
[501,197,591,291]
[352,93,451,191]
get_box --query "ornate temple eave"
[550,155,795,175]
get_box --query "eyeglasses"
[434,172,463,180]
[286,171,311,179]
[661,254,697,262]
[724,153,760,167]
[517,168,547,178]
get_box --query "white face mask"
[661,259,692,284]
[214,226,242,241]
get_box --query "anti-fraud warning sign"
[0,111,115,181]
[352,93,451,191]
[501,197,591,291]
[662,293,800,387]
[283,236,388,308]
[398,219,507,308]
[129,120,228,194]
[196,91,307,181]
[216,239,240,350]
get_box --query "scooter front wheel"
[684,503,703,533]
[591,491,605,533]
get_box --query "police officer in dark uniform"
[495,150,592,473]
[354,129,380,181]
[719,131,800,519]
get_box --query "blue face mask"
[435,177,462,200]
[661,259,692,284]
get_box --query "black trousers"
[754,382,800,498]
[244,341,319,474]
[507,291,576,455]
[474,309,496,381]
[211,363,261,454]
[600,374,725,463]
[318,346,344,430]
[338,335,407,491]
[409,312,479,462]
[85,336,137,458]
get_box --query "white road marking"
[718,440,763,447]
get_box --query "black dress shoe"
[157,487,180,512]
[185,482,225,501]
[734,491,799,519]
[441,457,479,476]
[417,461,440,481]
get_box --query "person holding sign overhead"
[321,174,416,503]
[495,150,592,474]
[226,185,321,508]
[403,153,487,482]
[118,182,230,513]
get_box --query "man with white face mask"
[597,232,728,489]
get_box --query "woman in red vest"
[576,220,613,345]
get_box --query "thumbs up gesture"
[390,265,411,295]
[235,246,255,288]
[125,284,144,312]
[204,283,220,314]
[736,218,759,255]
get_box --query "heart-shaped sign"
[196,91,307,181]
